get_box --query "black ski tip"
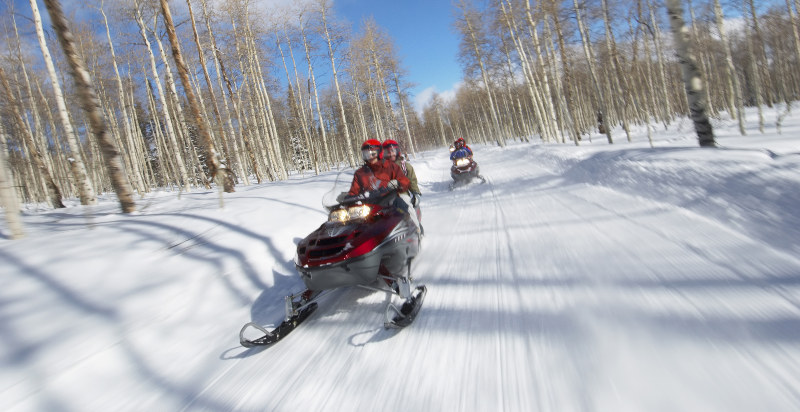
[385,285,427,329]
[239,302,318,347]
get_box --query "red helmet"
[382,139,400,158]
[361,139,382,161]
[454,138,465,149]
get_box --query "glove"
[387,179,399,190]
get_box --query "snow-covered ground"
[2,107,800,411]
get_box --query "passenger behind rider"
[382,139,420,206]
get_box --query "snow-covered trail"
[211,145,800,411]
[4,131,800,412]
[407,146,800,411]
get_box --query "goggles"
[361,146,380,161]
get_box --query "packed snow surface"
[2,107,800,411]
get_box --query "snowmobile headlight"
[329,208,350,223]
[455,158,470,167]
[328,205,371,223]
[347,205,371,220]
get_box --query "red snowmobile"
[240,173,426,347]
[449,147,486,190]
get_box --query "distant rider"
[450,137,472,160]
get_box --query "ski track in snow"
[3,115,800,411]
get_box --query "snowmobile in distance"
[449,147,486,190]
[239,173,426,347]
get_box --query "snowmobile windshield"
[321,167,397,211]
[321,167,358,210]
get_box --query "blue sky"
[332,0,463,111]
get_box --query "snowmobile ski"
[385,285,427,329]
[239,302,318,347]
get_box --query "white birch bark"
[456,0,504,146]
[44,0,136,212]
[159,0,234,193]
[0,67,65,208]
[318,0,356,166]
[713,0,746,135]
[29,0,97,205]
[299,14,333,169]
[134,3,191,189]
[572,0,613,144]
[645,0,673,126]
[0,119,24,238]
[665,0,715,147]
[100,0,145,194]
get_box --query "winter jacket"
[393,156,420,194]
[450,146,473,160]
[348,159,410,196]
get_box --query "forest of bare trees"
[0,0,797,216]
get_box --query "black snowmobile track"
[239,302,318,347]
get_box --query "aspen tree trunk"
[201,0,248,184]
[11,12,55,186]
[237,25,273,180]
[160,0,234,193]
[319,0,356,166]
[134,4,191,189]
[524,0,561,142]
[600,0,633,141]
[284,30,319,174]
[547,4,581,145]
[456,0,504,146]
[499,0,549,142]
[788,0,800,71]
[0,67,65,208]
[145,75,177,187]
[9,57,51,195]
[32,80,70,194]
[746,0,773,107]
[29,0,97,205]
[150,17,201,188]
[242,14,286,180]
[572,0,613,144]
[713,0,746,135]
[229,17,270,181]
[26,86,56,200]
[43,0,136,212]
[299,17,333,169]
[276,30,313,170]
[435,102,448,146]
[187,0,233,180]
[686,1,716,118]
[743,0,765,132]
[665,0,715,147]
[100,1,145,194]
[392,70,416,156]
[0,120,24,238]
[223,61,262,183]
[352,81,371,141]
[645,0,672,126]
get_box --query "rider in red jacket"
[348,139,410,196]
